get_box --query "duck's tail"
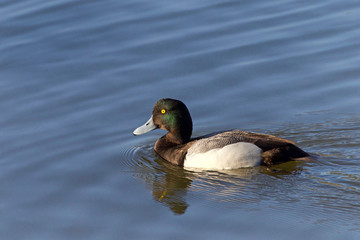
[261,144,312,166]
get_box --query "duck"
[133,98,311,170]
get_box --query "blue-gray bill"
[133,115,157,135]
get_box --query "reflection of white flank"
[184,142,263,170]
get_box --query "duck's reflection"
[135,155,305,215]
[151,161,192,215]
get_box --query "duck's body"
[133,98,311,170]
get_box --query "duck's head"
[133,98,193,144]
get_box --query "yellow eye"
[161,109,166,114]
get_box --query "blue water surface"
[1,0,360,239]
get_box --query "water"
[1,0,360,239]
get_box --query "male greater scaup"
[133,98,311,170]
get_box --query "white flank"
[184,142,262,170]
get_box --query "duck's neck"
[165,130,190,145]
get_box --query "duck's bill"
[133,115,157,135]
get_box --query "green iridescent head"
[133,98,193,144]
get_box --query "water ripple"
[128,114,360,223]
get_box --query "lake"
[1,0,360,239]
